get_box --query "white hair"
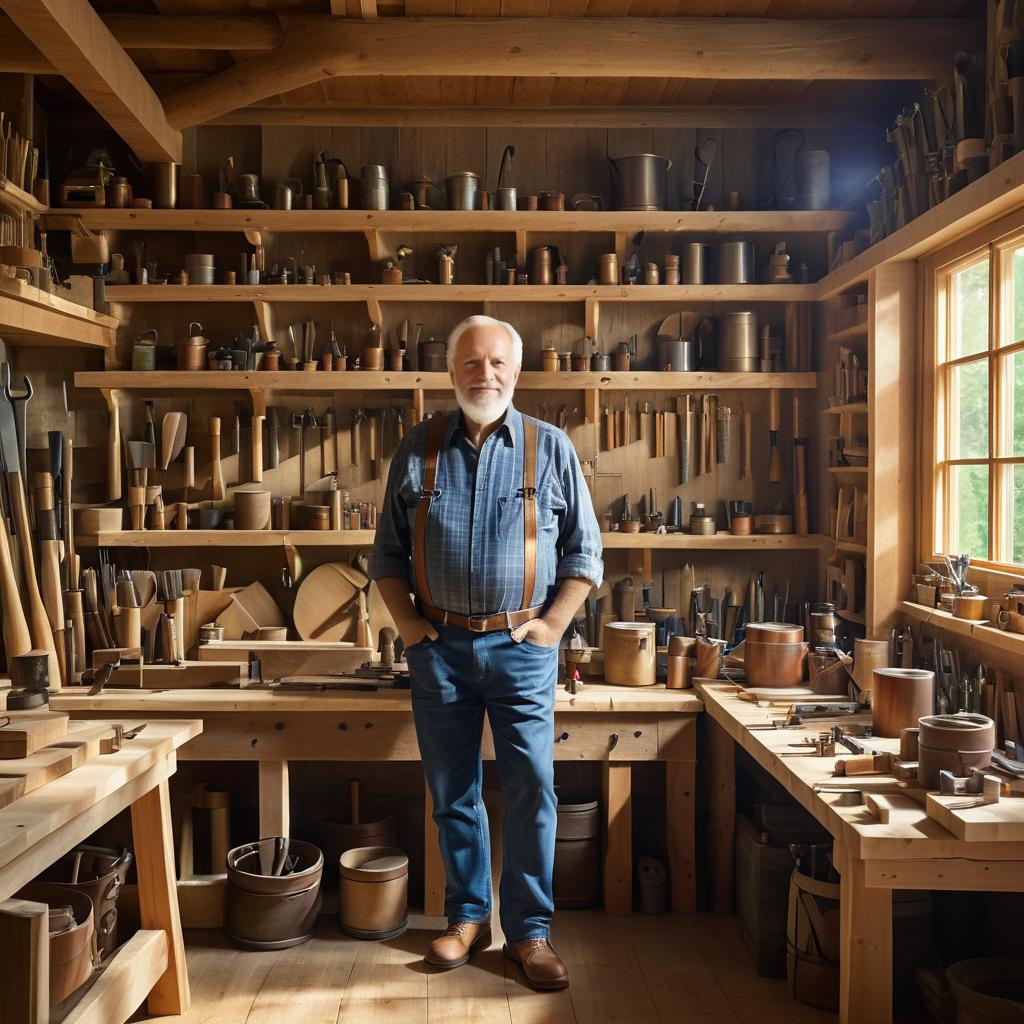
[446,315,523,366]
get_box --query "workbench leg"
[602,762,632,915]
[705,716,735,913]
[666,760,696,912]
[423,787,445,916]
[258,760,289,838]
[0,898,48,1024]
[838,847,892,1024]
[131,778,190,1016]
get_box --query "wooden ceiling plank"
[1,0,181,162]
[405,1,456,11]
[211,103,892,128]
[547,0,589,12]
[0,17,54,71]
[160,15,982,128]
[500,0,550,13]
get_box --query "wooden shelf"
[602,532,832,551]
[77,529,377,548]
[0,278,117,349]
[826,464,869,474]
[46,208,854,235]
[901,600,1024,660]
[103,283,819,304]
[77,529,833,551]
[0,175,46,216]
[820,149,1024,299]
[835,540,867,555]
[823,401,868,416]
[75,369,819,392]
[822,322,868,345]
[836,608,866,625]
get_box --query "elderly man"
[371,314,602,991]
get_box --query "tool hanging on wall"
[322,407,337,475]
[793,394,809,536]
[716,403,731,465]
[741,404,752,480]
[768,389,781,484]
[209,417,225,501]
[351,409,364,467]
[677,396,691,485]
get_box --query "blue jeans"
[406,622,558,944]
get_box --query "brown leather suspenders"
[412,415,448,609]
[413,415,538,612]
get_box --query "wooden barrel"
[603,622,656,686]
[553,793,601,909]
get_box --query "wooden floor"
[140,909,843,1024]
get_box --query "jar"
[532,247,553,286]
[106,176,130,209]
[598,253,618,286]
[541,348,559,372]
[643,262,659,285]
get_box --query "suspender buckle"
[517,486,537,500]
[420,488,441,500]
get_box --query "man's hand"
[511,617,562,649]
[402,617,439,648]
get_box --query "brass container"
[598,253,618,286]
[745,622,804,645]
[362,345,384,371]
[952,593,987,620]
[338,846,409,940]
[541,347,559,372]
[917,713,995,789]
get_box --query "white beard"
[453,381,514,427]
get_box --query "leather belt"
[421,602,543,633]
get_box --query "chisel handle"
[252,415,264,482]
[209,418,225,500]
[107,399,121,501]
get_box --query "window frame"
[922,207,1024,573]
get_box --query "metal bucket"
[361,165,389,211]
[795,150,830,211]
[718,311,758,371]
[657,339,695,372]
[609,153,671,211]
[446,172,479,211]
[681,242,706,284]
[718,241,755,284]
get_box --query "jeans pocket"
[507,628,556,653]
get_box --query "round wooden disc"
[292,562,366,641]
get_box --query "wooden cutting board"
[0,721,121,807]
[0,712,69,759]
[232,581,286,628]
[293,562,367,642]
[218,595,261,641]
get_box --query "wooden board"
[0,722,120,808]
[196,640,370,679]
[231,581,285,629]
[926,792,1024,843]
[292,562,366,641]
[0,712,69,759]
[217,595,260,641]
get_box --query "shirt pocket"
[497,485,565,538]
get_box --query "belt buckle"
[467,614,490,633]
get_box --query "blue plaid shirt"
[370,404,603,615]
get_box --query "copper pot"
[743,639,807,687]
[745,622,804,645]
[538,190,565,211]
[871,668,934,738]
[603,622,656,686]
[917,712,995,789]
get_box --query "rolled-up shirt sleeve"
[369,433,414,584]
[554,435,604,589]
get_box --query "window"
[933,232,1024,569]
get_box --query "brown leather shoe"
[425,921,491,969]
[504,938,569,991]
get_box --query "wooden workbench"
[0,718,201,1024]
[697,681,1024,1024]
[51,683,702,916]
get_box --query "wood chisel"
[251,409,264,482]
[655,408,665,458]
[793,393,809,535]
[209,416,224,500]
[351,409,364,467]
[716,403,731,465]
[290,412,304,498]
[640,401,650,446]
[741,403,752,479]
[605,406,614,450]
[322,406,337,475]
[267,408,279,470]
[368,410,379,478]
[768,389,781,484]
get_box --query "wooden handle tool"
[209,417,225,500]
[768,389,781,484]
[793,394,809,536]
[106,396,121,501]
[0,514,31,665]
[252,414,264,482]
[741,404,752,480]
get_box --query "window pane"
[952,258,989,358]
[1013,247,1024,344]
[950,464,989,559]
[1008,350,1024,457]
[950,360,989,459]
[1014,465,1024,565]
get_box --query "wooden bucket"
[338,847,408,940]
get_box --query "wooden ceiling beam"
[0,0,181,162]
[208,103,892,129]
[160,16,982,128]
[101,13,283,50]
